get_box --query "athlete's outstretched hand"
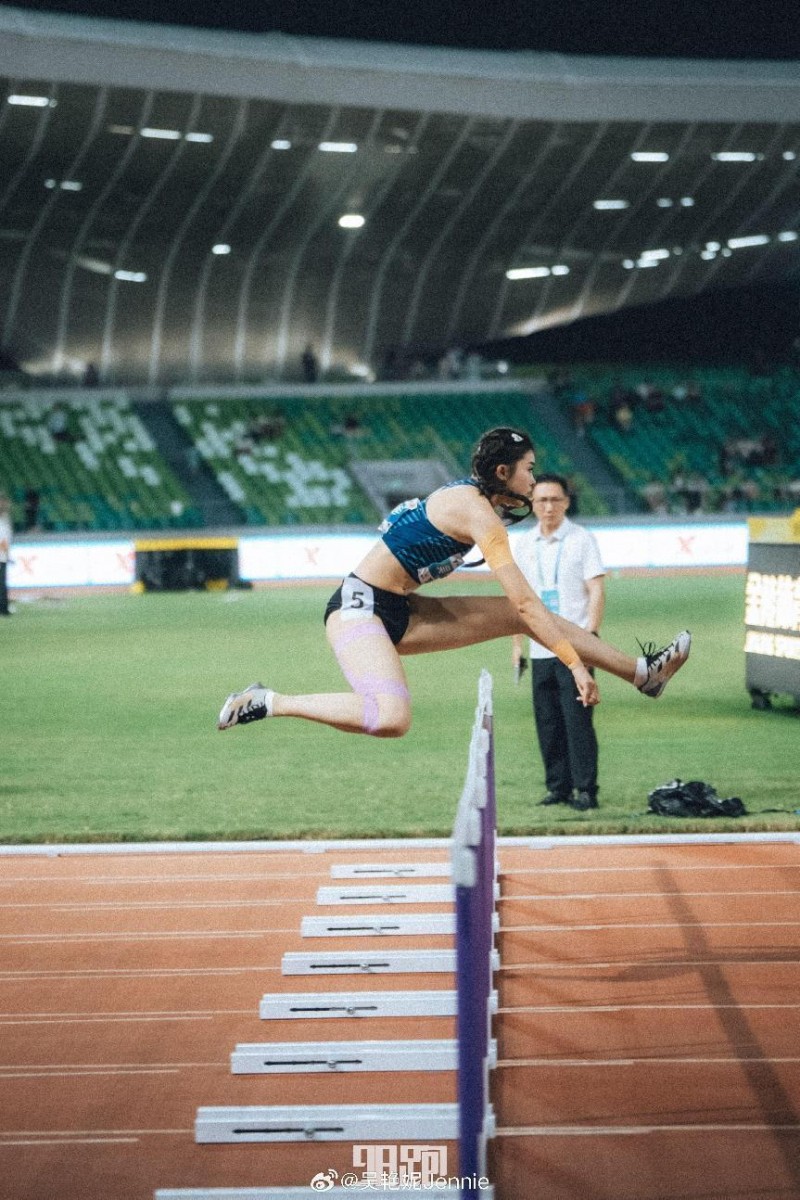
[571,664,600,707]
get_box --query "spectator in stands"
[23,488,40,532]
[612,397,634,433]
[217,427,691,738]
[47,404,72,443]
[465,352,483,382]
[249,410,286,442]
[301,343,320,383]
[641,481,669,514]
[569,389,596,437]
[438,346,464,380]
[0,492,11,616]
[511,473,605,811]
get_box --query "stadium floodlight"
[338,214,365,229]
[712,151,757,162]
[8,94,55,107]
[108,124,134,135]
[593,199,629,210]
[550,265,570,275]
[783,151,797,161]
[271,139,292,150]
[114,270,148,282]
[639,248,670,260]
[140,127,181,140]
[319,141,358,153]
[45,179,83,191]
[185,132,213,143]
[505,266,550,280]
[680,197,695,206]
[656,198,674,207]
[635,258,660,268]
[212,243,231,255]
[705,241,722,252]
[777,231,798,242]
[631,152,669,162]
[727,235,770,249]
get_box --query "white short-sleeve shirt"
[513,516,605,660]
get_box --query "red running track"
[2,837,800,1199]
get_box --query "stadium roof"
[1,4,799,384]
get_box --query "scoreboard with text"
[744,515,800,706]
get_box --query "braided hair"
[471,426,535,524]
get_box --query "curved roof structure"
[0,4,798,384]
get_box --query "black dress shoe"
[570,790,598,811]
[538,792,569,806]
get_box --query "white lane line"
[500,919,800,932]
[497,1056,800,1068]
[501,863,800,876]
[500,1002,800,1013]
[500,889,800,901]
[0,1136,142,1146]
[0,965,283,979]
[0,871,329,886]
[4,928,297,945]
[500,958,800,972]
[0,1065,224,1075]
[0,1009,250,1023]
[496,1123,800,1137]
[0,1128,192,1137]
[0,1068,181,1079]
[0,899,310,911]
[2,862,793,887]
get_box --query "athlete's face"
[501,450,536,500]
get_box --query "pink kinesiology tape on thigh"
[331,621,389,651]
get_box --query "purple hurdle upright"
[451,670,498,1195]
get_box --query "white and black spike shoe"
[217,683,274,730]
[637,631,692,699]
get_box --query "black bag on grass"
[647,779,746,819]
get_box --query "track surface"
[2,838,800,1199]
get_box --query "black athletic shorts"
[324,574,411,646]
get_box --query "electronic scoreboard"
[744,514,800,708]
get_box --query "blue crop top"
[379,478,478,583]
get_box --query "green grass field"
[2,571,798,843]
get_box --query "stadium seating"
[171,388,608,526]
[549,365,800,514]
[0,393,200,532]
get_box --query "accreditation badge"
[541,587,560,614]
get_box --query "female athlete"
[218,427,690,737]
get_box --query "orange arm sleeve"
[477,526,514,572]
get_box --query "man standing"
[512,473,605,811]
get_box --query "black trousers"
[531,657,598,798]
[0,561,8,615]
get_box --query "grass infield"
[2,570,798,843]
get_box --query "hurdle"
[160,672,498,1198]
[451,669,498,1192]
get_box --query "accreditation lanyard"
[534,532,564,613]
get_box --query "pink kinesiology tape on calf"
[362,693,381,734]
[352,675,410,699]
